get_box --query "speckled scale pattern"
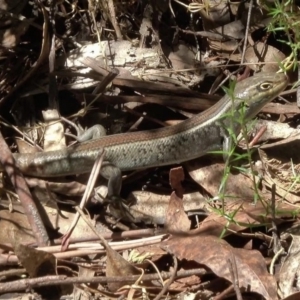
[8,72,288,177]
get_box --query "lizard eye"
[259,82,273,90]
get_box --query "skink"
[1,73,288,193]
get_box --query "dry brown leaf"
[193,201,296,238]
[0,203,111,245]
[245,43,285,72]
[187,158,255,202]
[170,274,201,290]
[106,246,141,292]
[162,235,278,300]
[114,191,207,224]
[165,192,191,233]
[13,243,62,297]
[169,167,185,198]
